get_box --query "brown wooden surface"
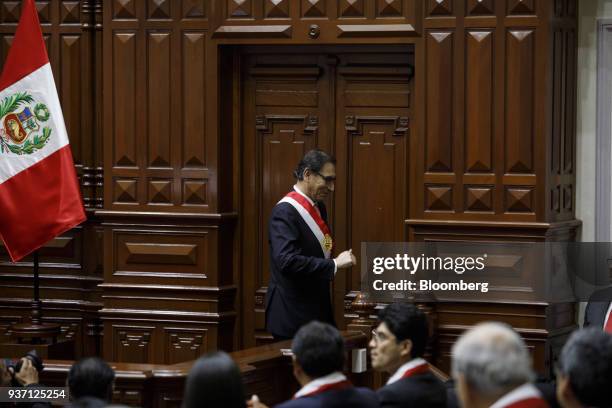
[0,0,579,375]
[38,331,373,408]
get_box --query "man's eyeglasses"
[371,329,392,344]
[313,171,336,184]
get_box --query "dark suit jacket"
[377,371,446,408]
[265,199,336,338]
[584,286,612,328]
[275,386,379,408]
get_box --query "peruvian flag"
[0,0,85,262]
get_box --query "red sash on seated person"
[504,397,549,408]
[298,380,352,398]
[400,362,429,379]
[604,308,612,333]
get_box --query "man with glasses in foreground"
[369,302,446,407]
[265,149,356,341]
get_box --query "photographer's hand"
[15,358,38,386]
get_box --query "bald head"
[452,322,534,400]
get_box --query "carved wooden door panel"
[242,47,412,346]
[333,50,412,323]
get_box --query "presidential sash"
[278,191,333,259]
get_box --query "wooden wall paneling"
[420,0,461,218]
[336,49,413,325]
[91,0,104,210]
[80,0,103,210]
[425,31,453,174]
[98,0,235,362]
[464,30,493,175]
[505,29,535,175]
[336,50,412,286]
[99,213,236,362]
[213,0,419,42]
[546,0,577,222]
[104,0,212,213]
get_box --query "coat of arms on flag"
[0,92,51,155]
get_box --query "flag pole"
[11,250,60,344]
[31,250,40,325]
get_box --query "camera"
[4,350,44,386]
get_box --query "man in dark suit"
[369,303,446,408]
[584,286,612,332]
[265,150,355,340]
[255,321,379,408]
[556,328,612,408]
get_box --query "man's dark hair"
[293,149,336,180]
[557,328,612,407]
[378,303,428,358]
[292,321,344,378]
[67,357,115,401]
[183,351,246,408]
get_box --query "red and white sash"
[294,372,351,399]
[490,383,549,408]
[278,190,333,259]
[386,358,429,385]
[604,302,612,333]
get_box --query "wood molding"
[214,25,292,38]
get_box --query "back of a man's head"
[292,321,344,378]
[377,302,428,357]
[68,357,115,401]
[557,328,612,407]
[452,322,534,399]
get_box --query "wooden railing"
[35,295,449,407]
[38,331,372,407]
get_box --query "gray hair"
[451,322,534,397]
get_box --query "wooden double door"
[241,46,413,346]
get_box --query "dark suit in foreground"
[275,386,379,408]
[265,200,335,339]
[584,286,612,329]
[377,371,446,408]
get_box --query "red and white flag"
[0,0,85,262]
